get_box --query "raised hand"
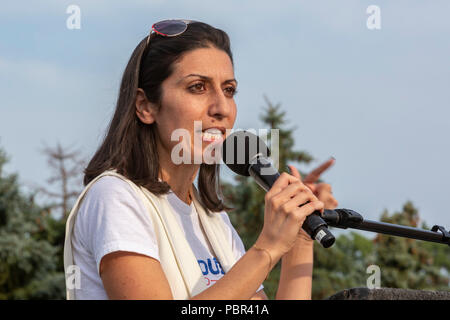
[289,157,338,210]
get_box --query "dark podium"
[327,287,450,300]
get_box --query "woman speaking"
[63,19,338,300]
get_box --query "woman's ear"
[135,88,157,124]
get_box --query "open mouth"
[201,127,225,142]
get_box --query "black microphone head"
[221,130,270,176]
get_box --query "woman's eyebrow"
[177,73,238,85]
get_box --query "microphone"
[221,130,335,248]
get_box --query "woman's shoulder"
[78,175,145,217]
[73,175,161,271]
[75,175,154,238]
[85,175,137,200]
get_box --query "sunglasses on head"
[145,19,197,47]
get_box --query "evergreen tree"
[373,201,449,290]
[0,146,65,299]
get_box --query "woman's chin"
[189,141,223,165]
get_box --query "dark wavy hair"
[83,21,233,212]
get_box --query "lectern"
[327,287,450,300]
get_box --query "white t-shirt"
[71,175,261,299]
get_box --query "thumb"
[287,165,302,180]
[288,165,317,193]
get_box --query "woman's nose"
[208,88,232,120]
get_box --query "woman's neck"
[157,145,200,205]
[160,166,198,205]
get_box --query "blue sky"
[1,1,450,236]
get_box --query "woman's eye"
[225,86,238,96]
[189,83,205,92]
[188,83,237,97]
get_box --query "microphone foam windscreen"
[221,130,270,176]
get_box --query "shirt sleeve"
[75,175,160,275]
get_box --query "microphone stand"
[322,209,450,246]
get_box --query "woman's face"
[149,46,238,164]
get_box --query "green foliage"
[372,202,449,291]
[312,232,374,299]
[0,146,65,299]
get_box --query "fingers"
[266,181,304,216]
[260,171,327,257]
[303,157,335,184]
[287,165,317,193]
[315,183,339,209]
[316,183,332,193]
[287,165,302,180]
[277,186,318,215]
[319,194,339,209]
[268,177,313,203]
[266,172,299,199]
[304,182,317,193]
[284,200,325,227]
[267,178,322,221]
[273,198,324,248]
[282,162,338,211]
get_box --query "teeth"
[204,128,223,134]
[202,129,223,142]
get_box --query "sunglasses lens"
[153,20,188,36]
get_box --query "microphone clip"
[322,209,363,229]
[431,225,450,246]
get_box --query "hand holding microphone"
[287,160,339,242]
[221,130,336,251]
[255,171,325,260]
